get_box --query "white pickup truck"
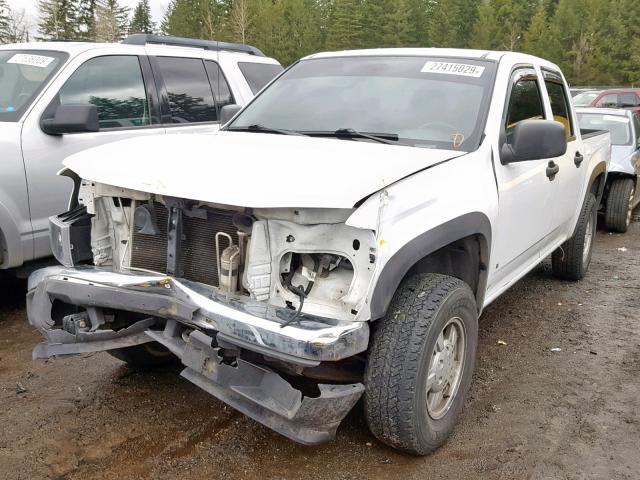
[27,49,610,455]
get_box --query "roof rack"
[122,34,265,57]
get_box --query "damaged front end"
[27,179,377,444]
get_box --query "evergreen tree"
[95,0,129,41]
[471,0,536,51]
[129,0,154,34]
[522,3,553,59]
[162,0,225,39]
[326,0,362,50]
[382,0,411,47]
[75,0,96,40]
[37,0,79,40]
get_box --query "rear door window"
[543,71,575,140]
[505,69,545,144]
[57,55,150,129]
[155,56,217,123]
[238,62,284,94]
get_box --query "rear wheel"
[604,177,635,233]
[108,342,176,369]
[552,193,597,280]
[364,273,478,455]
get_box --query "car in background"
[572,90,601,107]
[577,107,640,232]
[0,35,283,273]
[590,88,640,112]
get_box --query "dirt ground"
[1,216,639,480]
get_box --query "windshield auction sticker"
[7,54,55,68]
[421,61,485,78]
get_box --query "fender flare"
[369,212,492,319]
[588,161,608,203]
[0,201,23,268]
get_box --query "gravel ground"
[1,216,639,480]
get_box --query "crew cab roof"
[302,48,563,73]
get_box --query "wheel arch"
[588,161,608,204]
[369,212,491,319]
[0,202,23,269]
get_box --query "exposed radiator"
[130,202,239,287]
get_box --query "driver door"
[488,67,556,291]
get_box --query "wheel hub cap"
[426,317,466,420]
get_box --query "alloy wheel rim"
[426,317,466,420]
[626,190,635,227]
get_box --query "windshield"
[227,56,496,151]
[0,50,68,122]
[572,92,599,107]
[577,112,632,145]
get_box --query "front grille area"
[130,202,239,286]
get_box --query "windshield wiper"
[226,124,306,136]
[328,128,400,145]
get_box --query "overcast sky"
[7,0,168,34]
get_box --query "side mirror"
[501,120,567,164]
[41,104,99,135]
[219,104,242,126]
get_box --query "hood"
[611,145,639,175]
[0,121,21,138]
[63,131,464,209]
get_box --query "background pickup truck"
[27,48,610,455]
[0,35,282,272]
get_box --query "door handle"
[546,160,560,180]
[574,151,584,167]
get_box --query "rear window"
[0,50,68,122]
[238,62,283,94]
[577,112,632,145]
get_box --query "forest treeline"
[3,0,640,85]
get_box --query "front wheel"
[552,193,597,281]
[364,273,478,455]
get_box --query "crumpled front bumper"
[26,266,369,444]
[27,266,369,364]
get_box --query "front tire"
[364,273,478,455]
[604,177,635,233]
[552,193,597,281]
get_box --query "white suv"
[0,35,282,272]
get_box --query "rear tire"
[108,342,176,369]
[552,193,597,281]
[604,177,635,233]
[364,273,478,455]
